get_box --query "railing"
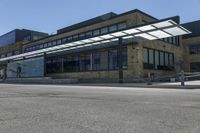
[146,71,200,86]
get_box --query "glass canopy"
[0,17,191,62]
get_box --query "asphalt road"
[0,84,200,133]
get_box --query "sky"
[0,0,200,35]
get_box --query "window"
[57,39,62,45]
[190,62,200,72]
[85,31,93,38]
[62,38,67,43]
[118,23,127,30]
[92,53,101,70]
[109,49,118,70]
[143,48,148,64]
[46,47,127,74]
[93,29,100,36]
[1,54,5,58]
[189,45,200,54]
[68,36,73,42]
[101,27,108,34]
[165,53,169,66]
[46,57,62,73]
[122,48,128,68]
[169,54,174,67]
[162,36,180,46]
[143,48,154,69]
[63,55,79,72]
[143,48,174,71]
[109,25,117,32]
[52,41,56,46]
[39,44,44,49]
[149,49,154,65]
[160,52,164,66]
[155,51,159,69]
[35,45,40,50]
[79,33,85,39]
[7,52,12,57]
[14,51,20,55]
[79,54,91,71]
[92,51,109,71]
[48,42,52,47]
[73,35,79,41]
[32,46,36,51]
[44,43,48,48]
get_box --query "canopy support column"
[118,37,123,84]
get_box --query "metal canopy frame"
[0,16,191,62]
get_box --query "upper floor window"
[190,45,200,54]
[109,25,117,32]
[79,33,85,39]
[85,31,93,38]
[100,27,108,34]
[118,23,127,30]
[57,39,62,45]
[14,51,20,55]
[161,36,180,46]
[24,22,128,53]
[93,29,100,36]
[7,52,12,57]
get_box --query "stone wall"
[182,36,200,72]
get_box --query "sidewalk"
[0,79,200,89]
[76,81,200,89]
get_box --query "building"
[182,21,200,72]
[0,29,48,78]
[0,29,48,47]
[0,9,198,82]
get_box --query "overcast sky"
[0,0,200,35]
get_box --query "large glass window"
[46,47,127,73]
[143,48,148,64]
[109,49,118,70]
[160,52,164,66]
[92,53,101,71]
[79,54,91,71]
[143,48,174,71]
[155,51,159,69]
[92,51,109,71]
[165,53,169,66]
[122,48,128,68]
[63,55,79,72]
[46,57,62,73]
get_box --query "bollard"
[180,70,185,86]
[147,72,152,85]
